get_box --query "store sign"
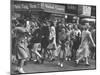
[66,5,78,14]
[78,5,91,16]
[91,6,96,16]
[83,6,91,16]
[55,5,65,12]
[14,4,22,9]
[14,3,41,10]
[41,3,65,13]
[13,2,65,13]
[41,3,55,9]
[14,4,29,9]
[29,3,41,9]
[67,5,77,10]
[21,4,29,9]
[78,5,83,15]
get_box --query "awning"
[78,14,96,19]
[81,18,96,22]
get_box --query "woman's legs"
[85,57,89,65]
[15,59,25,73]
[59,50,65,67]
[76,55,84,64]
[34,43,42,58]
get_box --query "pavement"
[11,58,96,75]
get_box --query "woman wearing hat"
[75,23,95,66]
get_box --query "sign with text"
[29,3,41,9]
[78,5,91,16]
[13,2,41,10]
[66,5,78,15]
[13,3,29,9]
[91,6,96,16]
[83,6,91,16]
[41,3,65,13]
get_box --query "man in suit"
[41,22,50,62]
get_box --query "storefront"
[65,4,78,23]
[40,2,65,23]
[12,1,66,24]
[78,5,96,25]
[11,1,44,21]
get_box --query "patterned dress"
[58,31,67,58]
[16,36,29,60]
[47,26,56,50]
[65,32,71,57]
[76,30,95,58]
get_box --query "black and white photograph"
[11,0,96,74]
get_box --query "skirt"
[54,44,61,57]
[76,42,90,58]
[58,45,65,59]
[65,45,71,57]
[47,43,56,50]
[17,46,28,60]
[59,50,65,59]
[33,43,41,52]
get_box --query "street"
[11,59,96,74]
[11,1,96,75]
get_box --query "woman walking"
[58,28,67,67]
[75,23,95,66]
[14,27,29,73]
[47,25,57,61]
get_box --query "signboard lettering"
[83,6,91,16]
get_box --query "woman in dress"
[65,29,72,61]
[76,23,95,66]
[58,28,67,67]
[47,25,57,61]
[14,27,29,73]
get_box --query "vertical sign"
[66,5,78,15]
[91,6,96,16]
[78,5,91,16]
[83,6,91,16]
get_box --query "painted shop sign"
[29,3,41,9]
[78,5,91,16]
[55,5,65,12]
[13,3,41,10]
[14,4,29,9]
[66,5,78,15]
[41,3,65,13]
[83,6,91,16]
[13,2,65,13]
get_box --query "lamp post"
[65,14,68,24]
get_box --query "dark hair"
[56,22,61,25]
[49,21,54,27]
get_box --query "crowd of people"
[11,14,96,73]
